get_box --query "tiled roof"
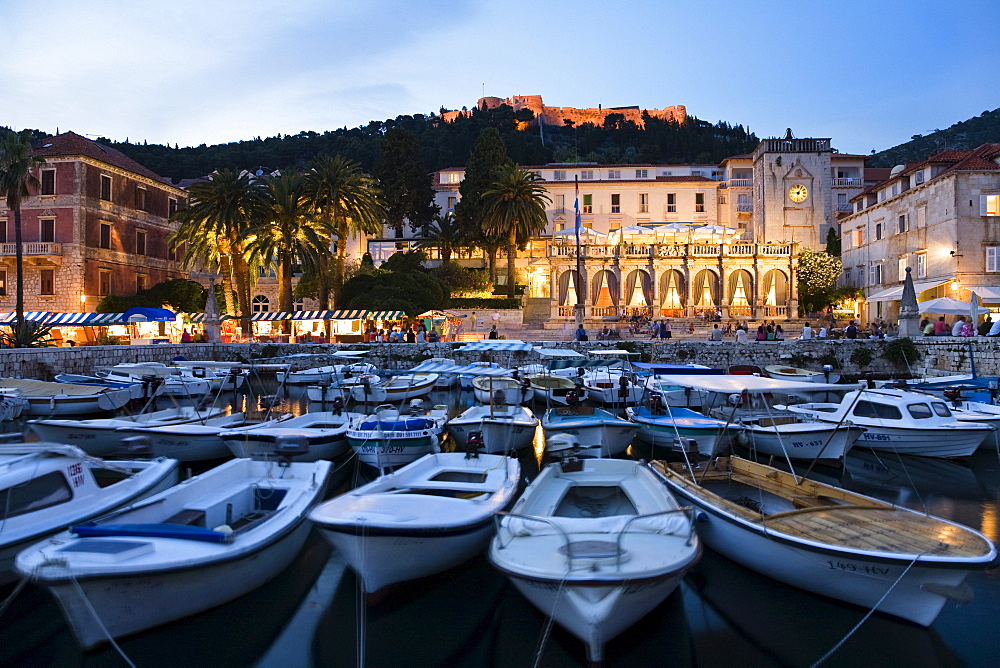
[719,154,753,164]
[864,168,892,182]
[33,132,174,186]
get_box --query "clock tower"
[750,129,836,251]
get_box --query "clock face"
[788,184,808,203]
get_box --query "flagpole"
[574,176,584,330]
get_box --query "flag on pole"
[574,176,581,248]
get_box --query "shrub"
[883,338,921,368]
[449,297,521,309]
[849,346,875,367]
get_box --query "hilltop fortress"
[441,95,686,128]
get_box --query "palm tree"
[415,213,464,264]
[246,173,330,333]
[482,165,551,298]
[169,169,268,337]
[0,129,45,340]
[302,155,384,306]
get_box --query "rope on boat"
[810,552,924,667]
[533,573,569,668]
[0,574,29,618]
[65,566,137,668]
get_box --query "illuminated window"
[982,195,1000,216]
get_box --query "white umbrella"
[655,223,691,240]
[610,225,656,244]
[563,272,577,306]
[970,291,981,328]
[918,297,990,315]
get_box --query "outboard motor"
[565,390,581,407]
[943,387,964,409]
[493,389,507,407]
[650,393,665,414]
[464,430,484,458]
[331,395,344,416]
[409,397,424,415]
[274,434,309,466]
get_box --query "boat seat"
[164,509,206,526]
[790,495,837,510]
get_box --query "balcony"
[736,203,753,212]
[729,179,753,188]
[833,177,862,187]
[0,242,62,256]
[837,203,853,212]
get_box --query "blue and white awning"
[455,340,534,352]
[0,312,125,326]
[410,362,513,376]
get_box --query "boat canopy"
[410,362,513,376]
[456,340,533,351]
[0,312,126,325]
[587,350,640,357]
[663,375,851,394]
[632,363,724,375]
[534,348,585,358]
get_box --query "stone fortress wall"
[441,95,686,128]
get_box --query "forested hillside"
[869,107,1000,167]
[90,104,759,182]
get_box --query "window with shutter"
[986,247,1000,272]
[982,195,1000,216]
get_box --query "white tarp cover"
[663,374,849,394]
[917,297,991,315]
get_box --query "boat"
[220,410,362,461]
[765,364,841,384]
[446,404,538,453]
[305,374,381,404]
[28,405,230,458]
[54,372,144,400]
[421,357,459,389]
[650,455,997,626]
[349,373,438,404]
[410,360,518,398]
[98,363,212,398]
[0,443,178,585]
[781,387,993,459]
[471,375,531,405]
[635,362,724,409]
[0,387,25,421]
[490,457,700,664]
[0,378,133,416]
[626,404,734,456]
[16,457,331,649]
[346,403,449,470]
[277,360,378,385]
[117,412,292,461]
[170,360,248,391]
[309,452,520,594]
[541,405,640,457]
[733,417,864,465]
[524,372,579,406]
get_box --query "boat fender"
[696,512,709,524]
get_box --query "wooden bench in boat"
[164,508,206,526]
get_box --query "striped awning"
[250,311,292,321]
[456,340,534,352]
[0,312,125,326]
[182,313,233,323]
[251,310,368,321]
[367,310,404,321]
[324,310,368,320]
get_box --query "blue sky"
[2,0,997,155]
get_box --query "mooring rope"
[533,573,570,668]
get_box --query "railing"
[729,179,753,188]
[0,242,62,255]
[729,306,753,317]
[691,244,720,255]
[736,203,753,212]
[729,244,754,255]
[557,306,576,317]
[837,203,853,212]
[763,306,788,316]
[549,242,794,258]
[758,245,791,255]
[591,306,618,317]
[659,308,684,318]
[833,177,861,186]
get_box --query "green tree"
[482,165,551,298]
[170,168,268,336]
[302,155,384,306]
[246,173,329,331]
[455,128,511,281]
[797,248,843,314]
[415,213,464,264]
[825,227,842,256]
[0,129,45,344]
[376,128,437,238]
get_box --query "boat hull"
[542,409,638,457]
[34,519,312,649]
[737,423,863,462]
[853,425,986,458]
[629,418,730,456]
[223,431,349,461]
[447,415,537,453]
[346,432,441,469]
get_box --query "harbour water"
[1,379,998,667]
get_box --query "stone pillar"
[898,266,920,338]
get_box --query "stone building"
[840,143,1000,323]
[0,132,187,313]
[441,94,686,128]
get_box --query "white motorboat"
[0,444,178,585]
[98,363,212,398]
[634,363,723,409]
[626,405,734,457]
[734,418,864,465]
[277,361,377,385]
[171,360,248,391]
[220,410,362,461]
[764,364,841,384]
[524,373,579,406]
[447,404,538,453]
[490,457,700,664]
[421,357,458,389]
[471,375,531,405]
[0,387,25,421]
[28,405,229,458]
[346,404,448,470]
[0,378,133,416]
[581,350,645,405]
[410,360,507,392]
[349,373,438,404]
[305,374,381,404]
[651,456,997,627]
[541,405,639,458]
[55,372,144,400]
[310,453,520,594]
[781,387,993,459]
[118,412,291,461]
[16,457,331,649]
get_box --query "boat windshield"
[931,402,952,417]
[852,401,902,420]
[906,403,933,419]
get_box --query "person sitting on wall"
[978,316,993,337]
[988,318,1000,337]
[575,325,588,342]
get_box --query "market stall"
[416,309,465,342]
[122,307,177,344]
[0,311,126,345]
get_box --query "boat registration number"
[861,433,891,441]
[827,560,889,575]
[360,445,406,454]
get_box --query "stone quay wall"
[0,337,995,381]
